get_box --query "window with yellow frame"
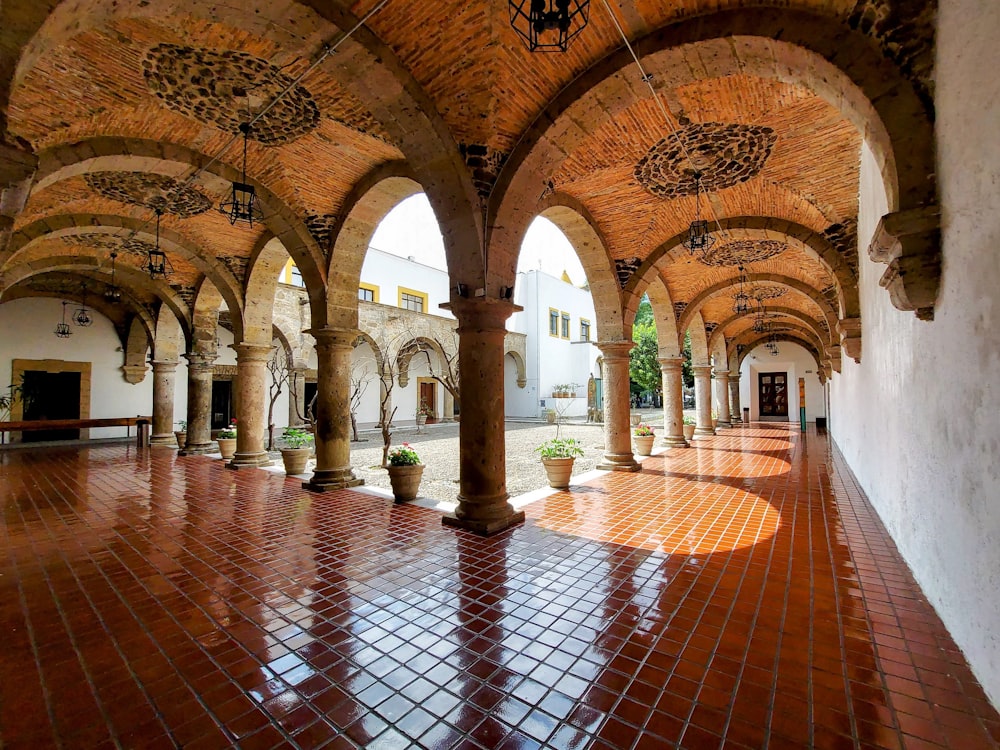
[359,283,379,303]
[561,312,570,339]
[548,308,559,337]
[580,318,591,342]
[398,286,428,313]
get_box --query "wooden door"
[759,372,788,418]
[419,381,436,423]
[22,370,81,441]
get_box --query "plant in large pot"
[174,420,187,449]
[682,415,696,441]
[280,427,313,475]
[633,423,655,456]
[216,419,237,459]
[387,442,424,503]
[536,437,584,490]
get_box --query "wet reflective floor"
[1,424,997,749]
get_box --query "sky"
[369,193,588,286]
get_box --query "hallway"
[1,426,996,749]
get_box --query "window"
[290,266,303,287]
[358,283,379,302]
[580,318,591,342]
[280,259,305,288]
[561,312,570,339]
[549,309,559,336]
[398,286,428,313]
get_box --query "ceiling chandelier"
[104,251,122,302]
[752,300,769,334]
[766,334,780,356]
[509,0,590,52]
[732,264,750,315]
[54,300,72,338]
[73,284,93,327]
[218,122,265,227]
[682,171,716,256]
[142,210,173,280]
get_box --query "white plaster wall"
[740,342,826,422]
[360,247,454,318]
[0,298,165,438]
[830,0,1000,706]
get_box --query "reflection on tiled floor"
[1,425,997,749]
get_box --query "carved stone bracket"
[121,364,149,384]
[836,318,861,363]
[868,205,941,321]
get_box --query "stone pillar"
[288,365,307,426]
[714,370,732,428]
[658,356,689,448]
[303,329,362,491]
[693,365,715,438]
[228,343,273,469]
[180,352,216,455]
[442,298,525,535]
[149,360,179,446]
[596,341,640,471]
[442,387,455,421]
[730,374,742,423]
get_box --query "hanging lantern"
[682,171,716,256]
[508,0,590,52]
[143,210,173,280]
[54,300,72,338]
[104,251,122,303]
[218,122,265,227]
[73,284,93,327]
[732,264,750,315]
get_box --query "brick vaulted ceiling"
[0,0,935,357]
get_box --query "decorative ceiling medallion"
[143,44,320,146]
[634,123,777,199]
[65,233,158,258]
[751,285,787,301]
[85,172,211,217]
[699,239,787,267]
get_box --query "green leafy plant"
[281,427,313,449]
[175,420,187,430]
[633,423,655,437]
[535,437,584,460]
[683,415,696,426]
[217,419,237,439]
[416,400,432,417]
[388,442,421,466]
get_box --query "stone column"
[442,387,456,422]
[179,352,216,455]
[303,329,362,491]
[287,365,308,426]
[730,374,742,423]
[149,360,179,446]
[693,365,715,438]
[442,298,525,535]
[228,343,273,469]
[658,356,688,448]
[714,370,732,428]
[596,341,640,471]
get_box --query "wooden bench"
[0,417,152,447]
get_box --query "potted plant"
[633,423,655,456]
[543,408,556,424]
[174,420,187,449]
[387,442,423,503]
[216,419,237,459]
[280,427,313,475]
[535,437,584,489]
[682,415,696,441]
[415,400,432,427]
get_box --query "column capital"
[183,351,216,369]
[230,342,274,362]
[306,327,359,351]
[597,340,634,360]
[657,355,684,371]
[442,297,520,331]
[714,369,729,379]
[150,360,179,372]
[692,365,713,377]
[121,364,148,384]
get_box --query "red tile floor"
[1,424,997,749]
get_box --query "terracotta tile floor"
[1,424,997,749]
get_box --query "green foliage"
[633,423,655,436]
[634,294,654,327]
[629,317,660,395]
[282,427,313,449]
[535,437,584,460]
[683,415,696,425]
[388,442,421,466]
[217,419,237,439]
[682,330,694,388]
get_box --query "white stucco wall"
[360,247,454,318]
[0,297,165,438]
[830,0,1000,706]
[740,341,826,422]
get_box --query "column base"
[716,420,732,429]
[179,442,217,456]
[149,434,179,447]
[302,467,363,492]
[597,453,641,472]
[442,507,525,536]
[661,435,690,448]
[693,427,716,438]
[227,452,273,469]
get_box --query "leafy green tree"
[630,297,660,396]
[682,330,694,388]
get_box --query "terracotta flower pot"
[541,457,575,490]
[174,431,187,449]
[216,437,237,460]
[633,434,655,456]
[280,447,311,475]
[388,463,424,502]
[683,424,696,441]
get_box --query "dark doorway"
[419,381,437,423]
[22,370,81,441]
[211,380,233,430]
[759,372,789,418]
[304,382,318,422]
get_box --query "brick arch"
[679,274,838,341]
[686,310,710,367]
[733,332,824,373]
[27,138,327,298]
[709,306,833,355]
[711,336,728,371]
[354,332,385,374]
[504,349,527,389]
[327,169,424,330]
[0,255,191,338]
[537,196,624,339]
[492,10,934,235]
[242,236,288,347]
[640,277,681,357]
[3,213,244,316]
[152,305,185,362]
[625,217,857,320]
[124,317,152,380]
[397,336,444,389]
[270,324,294,368]
[191,279,229,351]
